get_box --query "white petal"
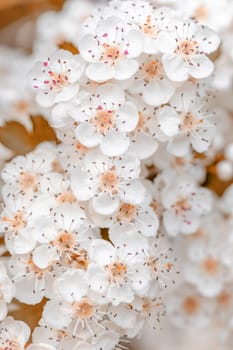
[114,59,139,80]
[143,79,175,106]
[116,102,139,132]
[71,168,97,201]
[119,180,145,205]
[157,107,180,137]
[100,131,129,156]
[167,134,190,156]
[92,192,120,215]
[86,62,115,82]
[90,239,115,266]
[162,55,188,82]
[75,123,102,147]
[188,56,214,79]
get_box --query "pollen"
[117,203,137,221]
[74,298,94,319]
[107,261,127,283]
[93,109,115,134]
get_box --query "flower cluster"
[2,0,233,349]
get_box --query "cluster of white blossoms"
[1,0,233,349]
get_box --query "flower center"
[217,291,231,307]
[99,170,119,194]
[45,70,69,92]
[54,231,75,251]
[75,141,89,154]
[182,296,199,315]
[2,339,21,350]
[117,203,137,221]
[93,109,115,134]
[201,257,219,275]
[172,197,191,214]
[142,60,163,82]
[106,262,127,283]
[73,299,94,319]
[180,113,203,133]
[27,258,51,279]
[19,172,37,192]
[102,44,124,66]
[141,16,158,38]
[62,250,89,270]
[56,191,76,204]
[176,40,199,58]
[2,211,26,231]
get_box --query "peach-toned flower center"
[176,40,199,58]
[173,197,191,214]
[107,262,127,283]
[201,257,219,275]
[63,250,89,270]
[93,109,115,134]
[182,296,199,315]
[217,291,231,307]
[142,60,162,82]
[180,113,203,133]
[51,159,64,173]
[117,203,137,221]
[27,258,51,279]
[142,16,158,38]
[47,70,69,92]
[54,231,75,251]
[102,44,124,66]
[19,172,37,192]
[74,299,94,319]
[56,191,76,204]
[2,211,26,231]
[99,170,119,194]
[2,339,21,350]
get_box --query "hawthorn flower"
[156,83,216,156]
[72,84,139,156]
[32,203,98,269]
[0,263,15,320]
[71,150,145,215]
[167,284,214,328]
[0,317,30,350]
[87,239,151,305]
[78,17,144,82]
[42,278,108,336]
[162,178,212,236]
[29,49,84,107]
[129,54,175,106]
[117,2,178,54]
[156,20,220,81]
[8,253,57,304]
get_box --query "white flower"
[0,194,53,254]
[78,17,144,81]
[128,54,175,106]
[118,3,178,54]
[156,20,220,81]
[0,317,30,350]
[8,253,56,304]
[72,84,138,156]
[167,284,214,328]
[0,263,15,320]
[29,49,84,107]
[1,146,57,199]
[32,203,98,269]
[88,239,151,305]
[71,150,145,215]
[162,178,212,236]
[156,83,216,156]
